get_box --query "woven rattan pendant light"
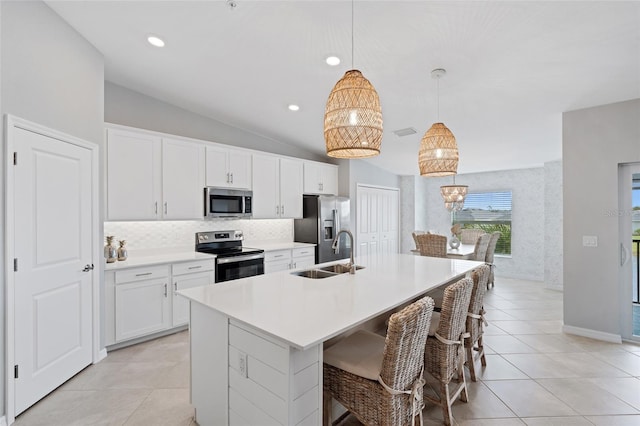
[418,69,458,176]
[324,0,383,158]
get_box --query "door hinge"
[14,365,18,379]
[14,258,18,272]
[13,152,17,165]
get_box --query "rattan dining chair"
[323,296,434,426]
[411,231,427,250]
[415,233,447,258]
[459,229,486,245]
[485,232,501,289]
[423,277,473,426]
[472,233,491,261]
[465,264,490,382]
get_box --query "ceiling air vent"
[393,127,417,137]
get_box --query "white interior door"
[619,163,640,341]
[12,126,94,415]
[356,185,400,257]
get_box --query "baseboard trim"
[563,325,622,344]
[0,415,7,426]
[96,348,108,363]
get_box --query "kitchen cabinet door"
[206,146,252,189]
[172,271,214,327]
[162,138,205,220]
[279,158,303,218]
[115,278,171,342]
[252,154,280,218]
[106,128,161,220]
[303,161,338,195]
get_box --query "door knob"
[82,264,94,272]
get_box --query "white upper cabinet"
[252,154,303,219]
[279,158,303,218]
[106,127,204,221]
[106,128,162,220]
[205,146,252,189]
[162,138,205,220]
[303,161,338,195]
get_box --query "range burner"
[195,230,264,283]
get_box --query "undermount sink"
[291,263,365,279]
[291,269,338,279]
[317,264,365,274]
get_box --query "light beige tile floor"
[13,276,640,425]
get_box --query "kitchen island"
[178,253,482,426]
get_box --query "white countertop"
[104,248,215,270]
[103,241,316,271]
[178,253,482,350]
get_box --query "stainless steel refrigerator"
[294,195,351,264]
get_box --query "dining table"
[411,243,476,260]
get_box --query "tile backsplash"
[104,219,293,250]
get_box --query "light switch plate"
[583,235,598,247]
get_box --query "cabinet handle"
[274,254,284,258]
[293,262,297,268]
[188,265,202,270]
[276,205,280,215]
[319,183,323,191]
[135,272,153,277]
[174,282,177,292]
[155,202,158,215]
[164,202,168,215]
[281,205,285,215]
[226,172,230,183]
[164,283,168,297]
[230,173,233,184]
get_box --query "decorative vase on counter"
[117,240,128,261]
[104,236,117,263]
[449,234,460,249]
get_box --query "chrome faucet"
[332,230,356,274]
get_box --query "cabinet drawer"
[264,250,291,262]
[292,247,314,258]
[172,259,215,276]
[115,265,169,284]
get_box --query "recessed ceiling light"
[326,56,341,66]
[288,104,300,112]
[147,35,165,47]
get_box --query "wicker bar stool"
[323,296,435,426]
[485,232,501,289]
[465,265,490,382]
[423,277,473,426]
[415,233,447,258]
[459,229,485,245]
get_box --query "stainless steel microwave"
[204,187,253,219]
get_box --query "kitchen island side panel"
[190,302,229,426]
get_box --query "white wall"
[0,0,104,417]
[106,81,329,163]
[399,175,430,253]
[422,167,546,281]
[563,99,640,338]
[545,160,563,290]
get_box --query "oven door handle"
[216,253,265,264]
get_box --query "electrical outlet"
[238,352,248,378]
[582,236,598,247]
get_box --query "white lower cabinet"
[114,265,171,342]
[106,259,215,347]
[172,261,215,327]
[264,247,315,274]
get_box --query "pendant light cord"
[437,76,440,122]
[351,0,354,69]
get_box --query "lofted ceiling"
[46,1,640,175]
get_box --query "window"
[453,191,512,255]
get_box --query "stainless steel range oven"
[195,230,264,283]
